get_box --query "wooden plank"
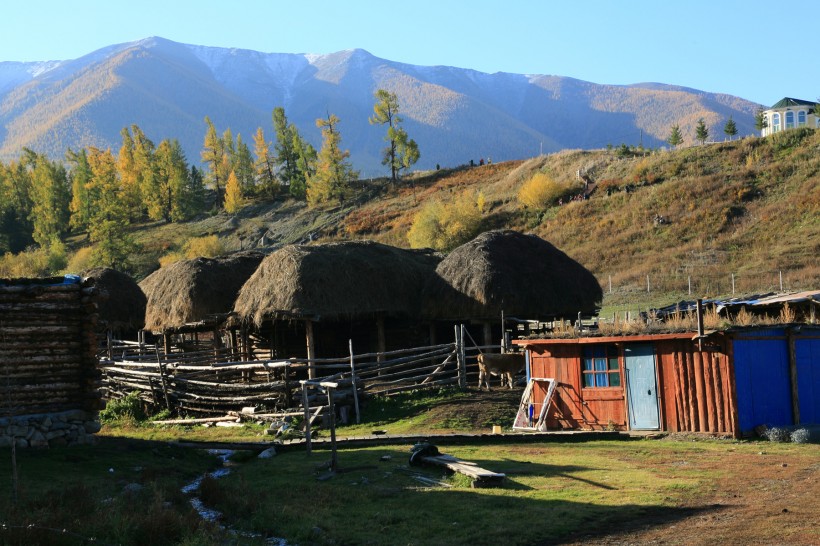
[419,454,505,487]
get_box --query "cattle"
[477,352,525,390]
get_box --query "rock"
[45,429,66,440]
[48,437,68,448]
[29,432,48,448]
[258,447,277,459]
[122,483,144,496]
[84,421,102,434]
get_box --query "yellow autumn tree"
[223,170,243,214]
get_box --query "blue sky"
[2,0,817,106]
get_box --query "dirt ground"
[429,390,820,546]
[558,443,819,545]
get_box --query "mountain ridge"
[0,37,763,174]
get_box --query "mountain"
[0,37,762,175]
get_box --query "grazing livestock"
[477,353,525,390]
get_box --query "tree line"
[0,89,419,272]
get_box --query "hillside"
[0,37,762,174]
[119,130,819,315]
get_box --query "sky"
[1,0,817,107]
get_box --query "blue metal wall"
[732,329,793,434]
[795,330,820,424]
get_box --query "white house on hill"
[761,97,819,136]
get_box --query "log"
[151,416,238,425]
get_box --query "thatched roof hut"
[82,267,147,332]
[233,241,441,326]
[423,230,602,321]
[140,251,265,332]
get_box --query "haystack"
[423,230,602,321]
[140,251,265,332]
[234,241,441,326]
[82,267,146,332]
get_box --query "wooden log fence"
[100,327,497,417]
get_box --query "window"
[785,111,794,129]
[772,113,781,132]
[582,345,621,388]
[798,111,806,126]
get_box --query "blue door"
[625,344,660,430]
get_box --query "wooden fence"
[100,325,495,418]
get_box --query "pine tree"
[67,148,93,234]
[223,170,243,214]
[0,159,34,253]
[695,118,709,145]
[369,89,419,181]
[131,125,156,218]
[273,107,298,186]
[29,153,70,247]
[253,127,277,198]
[153,139,192,222]
[86,147,137,271]
[754,108,768,132]
[233,134,256,195]
[667,125,683,148]
[723,117,738,140]
[201,116,226,202]
[117,127,142,220]
[306,113,358,206]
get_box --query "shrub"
[407,191,482,251]
[65,246,95,274]
[159,235,225,266]
[99,391,147,424]
[0,245,58,278]
[517,173,577,209]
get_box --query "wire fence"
[601,268,816,300]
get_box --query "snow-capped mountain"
[0,37,761,174]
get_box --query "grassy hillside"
[103,129,819,315]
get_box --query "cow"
[477,352,525,390]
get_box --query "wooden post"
[500,310,506,352]
[349,339,361,424]
[458,324,467,389]
[376,314,386,371]
[302,382,312,455]
[693,351,707,431]
[325,383,338,472]
[787,328,800,425]
[305,320,316,379]
[455,325,464,388]
[106,330,113,360]
[482,321,492,349]
[155,347,172,411]
[696,299,704,351]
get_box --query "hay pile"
[423,230,602,320]
[140,251,265,331]
[82,267,147,332]
[233,241,441,325]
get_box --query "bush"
[407,191,482,251]
[517,173,577,209]
[99,391,147,424]
[0,245,58,278]
[65,246,95,274]
[159,235,225,266]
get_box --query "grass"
[4,384,820,545]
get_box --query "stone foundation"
[0,410,101,449]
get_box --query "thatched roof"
[422,230,602,321]
[82,268,146,331]
[140,251,265,331]
[233,241,441,325]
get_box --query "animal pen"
[100,325,491,420]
